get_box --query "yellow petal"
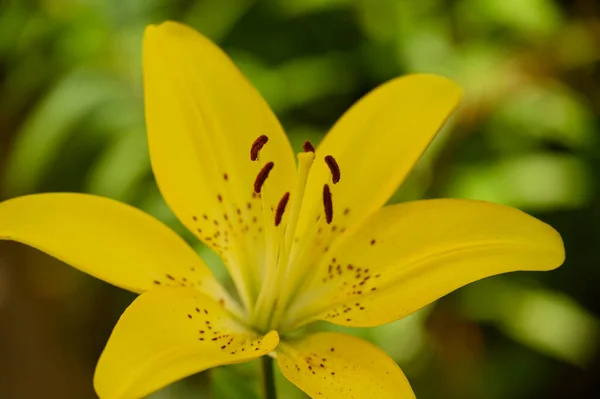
[0,193,226,299]
[283,74,462,304]
[277,332,414,399]
[285,199,564,329]
[95,287,279,399]
[143,21,296,307]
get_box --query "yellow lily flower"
[0,21,565,399]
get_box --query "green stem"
[261,355,277,399]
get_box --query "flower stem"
[261,356,277,399]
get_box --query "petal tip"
[548,227,566,269]
[146,20,202,41]
[417,73,464,99]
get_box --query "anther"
[254,162,274,193]
[250,135,269,161]
[303,140,316,153]
[324,155,340,184]
[274,192,290,226]
[323,184,333,224]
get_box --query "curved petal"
[94,287,279,399]
[285,199,564,329]
[277,332,414,399]
[0,193,229,300]
[283,75,462,303]
[144,22,296,307]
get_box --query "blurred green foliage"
[1,0,599,398]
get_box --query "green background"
[0,0,598,398]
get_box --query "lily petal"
[0,193,229,298]
[277,332,414,399]
[285,199,564,328]
[94,287,279,399]
[144,22,296,307]
[284,75,462,302]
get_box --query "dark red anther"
[274,192,290,226]
[250,135,269,161]
[254,162,274,193]
[303,140,316,153]
[323,184,333,224]
[324,155,340,184]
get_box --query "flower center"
[245,135,341,333]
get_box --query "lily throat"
[247,134,342,333]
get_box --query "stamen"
[323,184,333,224]
[324,155,341,184]
[303,140,316,153]
[254,162,274,193]
[250,135,269,161]
[274,192,290,226]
